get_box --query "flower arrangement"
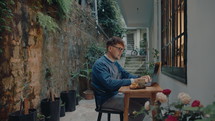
[135,89,215,121]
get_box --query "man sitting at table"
[91,36,151,121]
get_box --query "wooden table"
[119,83,163,121]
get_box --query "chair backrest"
[153,62,161,75]
[151,62,161,83]
[91,84,102,110]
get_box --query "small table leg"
[123,94,130,121]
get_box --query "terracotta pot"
[83,89,94,100]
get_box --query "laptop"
[145,62,160,86]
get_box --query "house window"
[161,0,187,83]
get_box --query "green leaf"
[183,106,201,111]
[9,0,15,5]
[79,74,88,78]
[36,12,60,32]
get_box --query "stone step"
[124,56,147,76]
[125,61,144,66]
[124,66,146,70]
[127,70,144,76]
[125,57,146,61]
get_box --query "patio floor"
[60,99,151,121]
[60,99,120,121]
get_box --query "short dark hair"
[106,36,124,49]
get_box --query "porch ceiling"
[117,0,154,28]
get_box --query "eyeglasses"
[112,45,125,52]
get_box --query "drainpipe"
[94,0,109,39]
[94,0,98,25]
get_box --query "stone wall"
[0,1,107,120]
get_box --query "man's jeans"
[101,93,148,121]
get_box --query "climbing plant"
[0,0,15,33]
[97,0,126,37]
[37,12,60,32]
[45,0,73,18]
[28,0,73,33]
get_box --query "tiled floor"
[60,99,151,121]
[60,99,120,121]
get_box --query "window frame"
[161,0,187,84]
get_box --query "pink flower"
[162,89,172,96]
[191,100,201,107]
[178,92,191,104]
[144,101,150,111]
[165,115,178,121]
[156,92,168,103]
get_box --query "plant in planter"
[60,70,80,112]
[142,48,160,76]
[37,113,45,121]
[79,62,94,100]
[8,78,37,121]
[40,68,60,121]
[60,103,65,117]
[41,88,60,121]
[79,43,105,100]
[8,98,37,121]
[70,71,82,105]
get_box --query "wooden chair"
[150,62,161,83]
[92,86,123,121]
[153,62,161,74]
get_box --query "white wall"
[152,0,215,105]
[186,0,215,105]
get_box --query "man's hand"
[133,78,147,83]
[130,78,146,89]
[140,75,151,83]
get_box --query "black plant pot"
[60,104,65,117]
[8,109,37,121]
[60,90,76,112]
[38,118,45,121]
[40,98,60,121]
[76,97,79,105]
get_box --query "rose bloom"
[191,100,201,107]
[178,92,191,104]
[156,92,168,103]
[162,89,172,96]
[144,101,150,111]
[165,115,178,121]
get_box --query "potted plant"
[8,98,37,121]
[37,113,45,121]
[40,88,60,121]
[80,43,105,100]
[8,79,37,121]
[60,103,65,117]
[79,62,94,100]
[60,70,80,112]
[40,68,60,121]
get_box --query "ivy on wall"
[37,12,60,32]
[98,0,126,37]
[35,0,73,32]
[46,0,73,18]
[0,0,14,33]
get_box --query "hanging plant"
[36,12,60,32]
[45,0,73,18]
[0,0,15,33]
[98,0,126,37]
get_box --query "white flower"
[178,92,191,104]
[156,92,168,103]
[144,101,150,111]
